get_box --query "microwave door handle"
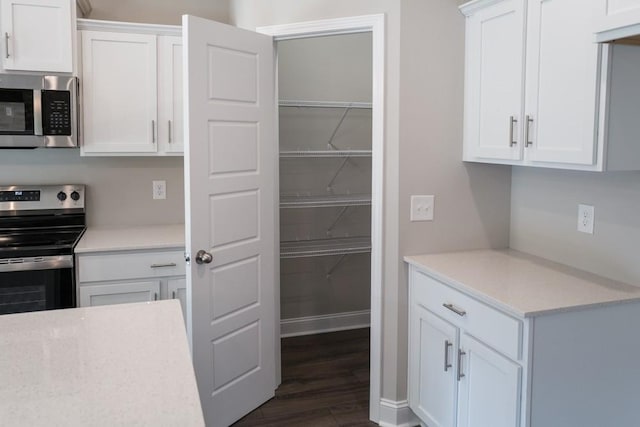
[33,90,43,136]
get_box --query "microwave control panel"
[41,90,71,136]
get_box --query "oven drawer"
[77,249,185,283]
[411,268,522,361]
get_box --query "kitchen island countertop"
[0,300,204,426]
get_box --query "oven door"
[0,256,75,315]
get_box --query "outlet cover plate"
[577,204,594,234]
[411,195,434,222]
[153,180,166,200]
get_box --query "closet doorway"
[258,15,385,423]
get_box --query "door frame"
[257,14,385,423]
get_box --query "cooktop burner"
[0,185,86,259]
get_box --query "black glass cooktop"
[0,228,85,258]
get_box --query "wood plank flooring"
[233,328,378,427]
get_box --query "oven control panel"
[0,185,85,211]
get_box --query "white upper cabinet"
[0,0,73,73]
[461,0,640,171]
[463,0,525,162]
[158,35,184,154]
[524,0,602,165]
[78,20,183,156]
[595,0,640,42]
[81,30,158,154]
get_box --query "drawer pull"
[150,263,177,268]
[153,292,158,301]
[457,349,466,381]
[172,291,176,299]
[443,303,467,317]
[444,340,453,372]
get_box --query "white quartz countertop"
[405,249,640,317]
[0,300,204,426]
[75,224,185,253]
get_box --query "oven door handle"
[0,255,73,273]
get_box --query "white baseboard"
[280,310,370,337]
[378,398,420,427]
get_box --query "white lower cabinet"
[408,263,640,427]
[409,280,521,427]
[456,334,521,427]
[77,248,186,322]
[80,280,161,307]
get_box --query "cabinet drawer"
[411,268,522,361]
[78,250,185,283]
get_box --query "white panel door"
[79,281,160,307]
[1,0,72,72]
[524,0,602,165]
[463,0,525,161]
[183,15,276,427]
[409,305,458,427]
[81,31,158,154]
[457,333,521,427]
[158,35,184,154]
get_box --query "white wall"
[0,150,184,227]
[85,0,229,25]
[511,168,640,285]
[230,0,512,405]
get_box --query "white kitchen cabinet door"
[409,305,458,427]
[457,333,521,427]
[184,15,277,427]
[81,31,158,154]
[1,0,72,72]
[79,281,161,307]
[596,0,640,41]
[463,0,525,162]
[167,277,187,323]
[158,35,184,154]
[523,0,602,165]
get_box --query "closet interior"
[278,33,373,336]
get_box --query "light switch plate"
[153,180,166,200]
[411,195,434,222]
[577,204,594,234]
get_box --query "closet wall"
[278,33,373,334]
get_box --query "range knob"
[57,191,67,201]
[70,191,80,201]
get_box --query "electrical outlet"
[577,204,594,234]
[410,195,434,222]
[153,180,166,200]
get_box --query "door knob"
[195,249,213,264]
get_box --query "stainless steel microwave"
[0,75,78,148]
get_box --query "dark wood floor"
[233,328,378,427]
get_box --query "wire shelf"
[279,100,372,109]
[279,150,372,158]
[280,237,371,259]
[280,194,372,208]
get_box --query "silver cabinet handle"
[168,120,172,143]
[152,120,156,143]
[444,340,453,372]
[443,303,466,317]
[150,263,177,268]
[457,349,466,381]
[509,116,517,147]
[4,33,9,59]
[525,115,534,147]
[153,292,158,301]
[195,249,213,264]
[172,291,176,299]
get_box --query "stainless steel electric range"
[0,185,86,315]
